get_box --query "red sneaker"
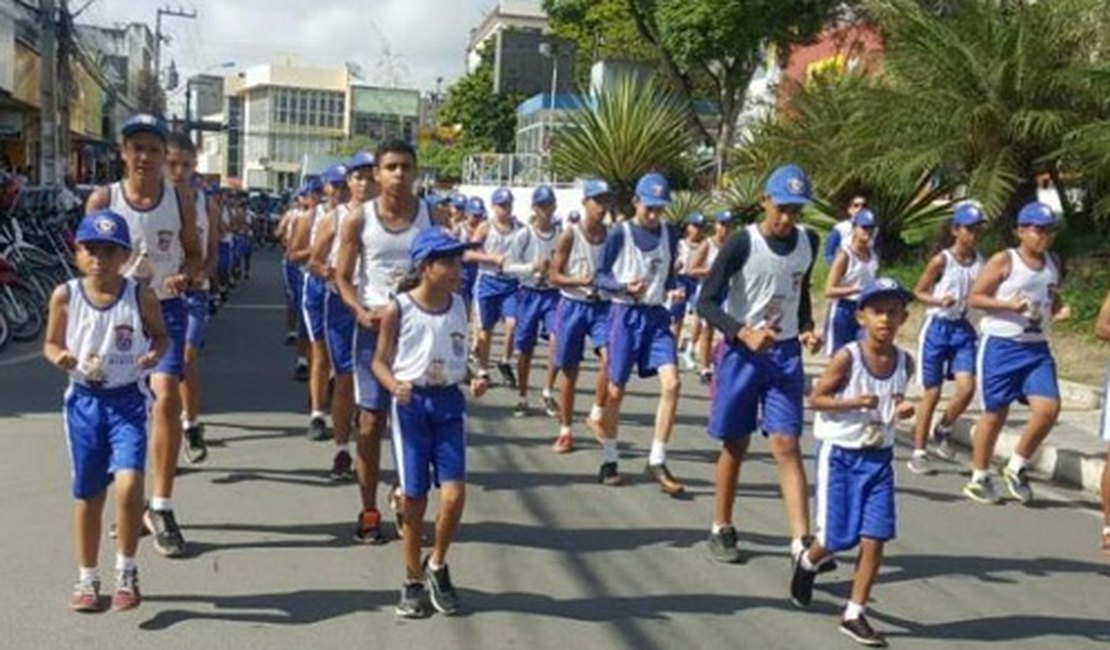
[70,579,102,613]
[111,569,142,611]
[552,432,574,454]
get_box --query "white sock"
[935,421,953,434]
[710,521,730,534]
[310,410,326,420]
[800,551,818,572]
[150,496,172,512]
[542,387,553,399]
[601,439,619,463]
[182,419,197,430]
[1103,525,1110,536]
[115,554,137,572]
[500,356,511,365]
[559,425,571,436]
[1007,453,1028,474]
[79,566,99,583]
[648,440,667,466]
[296,357,308,367]
[844,601,866,621]
[971,469,990,483]
[427,558,444,571]
[588,404,604,422]
[790,537,807,558]
[912,449,927,458]
[335,442,350,453]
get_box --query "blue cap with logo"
[716,210,734,224]
[952,202,985,226]
[686,212,705,226]
[324,164,348,185]
[582,179,612,200]
[1017,201,1056,227]
[851,208,877,228]
[301,176,324,195]
[532,185,556,206]
[466,196,487,217]
[346,151,376,172]
[449,192,468,210]
[121,113,169,140]
[567,210,581,223]
[76,209,132,250]
[635,172,671,207]
[491,187,514,206]
[857,277,913,310]
[410,226,480,264]
[765,164,813,206]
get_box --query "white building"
[466,0,548,71]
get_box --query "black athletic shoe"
[707,526,743,564]
[497,362,517,388]
[328,449,353,481]
[789,552,817,608]
[597,461,623,486]
[306,415,329,441]
[395,581,430,619]
[145,508,186,558]
[183,425,207,464]
[294,363,309,382]
[840,615,887,647]
[424,558,460,615]
[800,535,838,574]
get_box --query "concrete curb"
[1059,379,1104,411]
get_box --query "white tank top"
[725,224,813,341]
[64,278,150,389]
[561,224,606,301]
[675,237,697,275]
[926,248,983,320]
[478,219,521,276]
[814,342,910,449]
[838,247,878,301]
[980,249,1058,342]
[219,205,233,243]
[834,219,878,254]
[392,292,470,386]
[610,221,672,307]
[513,224,559,290]
[356,199,432,308]
[109,180,184,301]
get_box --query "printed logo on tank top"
[451,331,466,358]
[156,230,173,252]
[114,325,135,352]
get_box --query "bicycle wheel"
[0,283,45,342]
[0,309,10,353]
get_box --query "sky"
[79,0,498,92]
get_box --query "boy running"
[686,210,734,384]
[673,213,705,369]
[824,209,879,355]
[469,187,521,387]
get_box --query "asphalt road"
[1,249,1107,650]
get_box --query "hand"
[136,350,161,370]
[856,394,879,410]
[940,294,957,308]
[356,308,381,331]
[1009,296,1030,314]
[895,400,915,420]
[164,273,190,296]
[471,376,489,398]
[738,327,776,354]
[495,254,507,270]
[54,350,78,370]
[798,330,823,354]
[626,280,647,297]
[1052,303,1072,322]
[393,381,413,405]
[324,267,336,282]
[667,288,686,303]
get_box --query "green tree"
[544,0,658,89]
[439,48,522,153]
[329,135,376,157]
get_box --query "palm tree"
[666,190,714,225]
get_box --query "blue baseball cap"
[324,164,348,185]
[449,192,468,210]
[851,208,877,228]
[1017,201,1056,227]
[205,183,222,196]
[346,151,376,172]
[582,179,612,200]
[716,210,734,224]
[952,202,985,226]
[301,176,324,195]
[532,184,556,206]
[76,209,132,250]
[858,277,913,310]
[491,187,514,206]
[567,210,581,223]
[686,212,705,226]
[765,164,813,206]
[121,113,169,140]
[466,197,487,217]
[410,226,479,264]
[635,173,671,207]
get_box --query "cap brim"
[1018,219,1056,227]
[76,235,131,250]
[122,125,167,140]
[858,289,913,310]
[768,193,812,206]
[416,241,480,262]
[637,196,671,207]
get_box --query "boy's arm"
[137,285,169,368]
[286,209,313,265]
[43,285,75,370]
[205,196,220,280]
[371,300,410,403]
[595,226,629,295]
[823,227,842,266]
[176,186,202,283]
[913,253,949,307]
[309,210,337,280]
[548,229,587,288]
[969,251,1025,313]
[335,210,375,328]
[685,240,712,278]
[824,250,857,299]
[808,349,873,412]
[1097,288,1110,341]
[502,228,537,277]
[84,186,110,213]
[464,222,500,265]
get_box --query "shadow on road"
[139,588,395,630]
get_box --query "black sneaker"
[307,415,329,441]
[145,508,186,558]
[707,526,743,564]
[598,461,622,486]
[497,362,517,388]
[790,551,817,607]
[699,368,713,386]
[542,394,559,418]
[329,449,353,481]
[395,581,430,618]
[512,400,530,418]
[424,558,460,615]
[283,331,296,346]
[840,615,887,647]
[294,363,309,382]
[183,425,207,464]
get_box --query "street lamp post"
[538,42,558,178]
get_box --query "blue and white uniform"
[183,189,209,349]
[218,203,233,277]
[824,247,878,356]
[597,220,679,386]
[390,292,470,498]
[301,204,328,342]
[505,223,560,354]
[553,223,610,369]
[814,342,910,552]
[977,249,1060,411]
[669,237,699,322]
[700,224,816,439]
[824,219,879,266]
[282,207,306,331]
[458,220,481,308]
[917,249,983,388]
[353,200,432,410]
[475,219,521,331]
[63,278,151,499]
[109,179,187,377]
[324,204,356,375]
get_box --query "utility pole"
[154,6,196,88]
[39,0,59,184]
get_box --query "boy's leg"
[114,470,144,559]
[911,386,942,452]
[942,373,977,428]
[558,366,579,429]
[74,492,107,577]
[400,496,429,580]
[714,438,750,526]
[352,325,388,542]
[430,482,466,567]
[1013,395,1061,460]
[850,538,884,609]
[769,434,811,546]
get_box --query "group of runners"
[43,112,1110,648]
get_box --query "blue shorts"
[155,297,187,378]
[978,336,1059,412]
[301,274,327,342]
[235,234,252,258]
[607,304,677,387]
[218,241,232,275]
[391,385,467,498]
[708,338,805,439]
[281,259,299,307]
[477,280,519,331]
[183,290,209,349]
[514,288,559,354]
[64,383,148,499]
[461,264,478,308]
[354,325,390,411]
[815,444,896,553]
[918,316,977,389]
[669,275,698,322]
[324,289,355,375]
[824,299,860,356]
[553,297,610,369]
